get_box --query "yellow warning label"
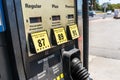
[31,31,51,53]
[69,24,80,39]
[53,27,68,45]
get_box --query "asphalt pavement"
[89,17,120,59]
[89,16,120,80]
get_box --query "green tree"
[91,0,102,10]
[93,0,96,10]
[96,3,102,10]
[110,3,120,11]
[107,4,114,11]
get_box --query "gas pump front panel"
[20,0,79,80]
[21,0,76,56]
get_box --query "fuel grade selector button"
[51,27,68,45]
[29,30,51,53]
[67,24,80,40]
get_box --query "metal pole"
[103,7,106,19]
[83,0,89,70]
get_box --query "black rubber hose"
[71,58,89,80]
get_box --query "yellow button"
[60,73,64,78]
[57,76,60,80]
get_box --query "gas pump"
[1,0,90,80]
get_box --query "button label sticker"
[31,31,51,53]
[53,27,68,45]
[69,24,80,39]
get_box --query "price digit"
[72,30,77,36]
[38,39,42,47]
[58,33,64,40]
[38,38,45,47]
[42,38,45,46]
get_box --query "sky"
[99,0,120,5]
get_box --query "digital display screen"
[30,59,44,77]
[30,17,42,23]
[68,14,74,19]
[48,52,61,67]
[52,15,61,21]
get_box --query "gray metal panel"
[3,0,26,80]
[0,47,12,80]
[0,33,13,80]
[13,0,31,78]
[13,0,79,79]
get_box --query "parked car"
[107,10,112,15]
[114,9,120,19]
[89,11,96,17]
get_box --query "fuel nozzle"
[62,48,91,80]
[71,58,89,80]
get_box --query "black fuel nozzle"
[71,58,89,80]
[62,48,90,80]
